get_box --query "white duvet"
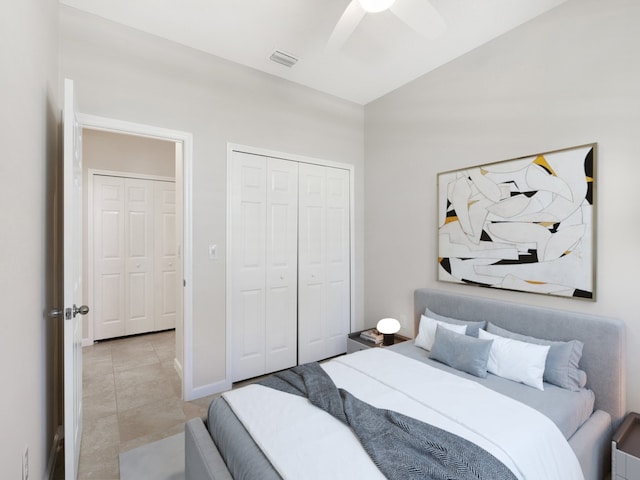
[223,348,584,480]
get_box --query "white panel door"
[265,158,298,374]
[231,152,267,381]
[154,181,177,331]
[63,78,87,480]
[230,151,351,377]
[298,163,326,364]
[93,176,126,340]
[324,167,351,358]
[124,178,155,335]
[298,164,350,364]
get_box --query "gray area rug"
[119,432,185,480]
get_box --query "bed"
[185,288,626,480]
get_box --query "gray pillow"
[486,322,587,391]
[429,325,493,378]
[425,307,486,337]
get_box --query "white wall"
[59,6,365,394]
[83,129,176,177]
[0,0,60,478]
[365,0,640,412]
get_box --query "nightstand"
[347,329,409,354]
[613,412,640,479]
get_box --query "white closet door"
[324,167,351,358]
[265,158,298,374]
[93,176,126,340]
[124,178,155,335]
[154,181,177,331]
[298,164,326,364]
[231,152,268,381]
[298,164,350,364]
[231,152,299,381]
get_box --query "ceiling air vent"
[269,50,299,68]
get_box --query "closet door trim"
[226,144,356,382]
[87,169,175,343]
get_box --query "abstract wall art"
[438,144,596,299]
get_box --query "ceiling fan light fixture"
[357,0,395,13]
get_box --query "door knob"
[73,304,90,317]
[61,304,90,320]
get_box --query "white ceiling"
[59,0,569,105]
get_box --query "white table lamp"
[377,318,401,346]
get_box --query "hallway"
[78,330,216,479]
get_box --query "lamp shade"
[377,318,400,346]
[358,0,395,13]
[377,318,400,334]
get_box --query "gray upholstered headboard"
[414,288,627,427]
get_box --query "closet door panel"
[154,181,177,331]
[265,285,294,367]
[298,164,350,363]
[298,164,327,364]
[231,152,267,381]
[236,288,266,375]
[325,168,350,357]
[93,176,126,340]
[265,159,298,373]
[299,282,325,363]
[124,178,155,336]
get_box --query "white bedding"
[223,348,584,480]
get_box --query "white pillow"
[478,329,550,391]
[415,315,467,351]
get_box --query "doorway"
[84,130,178,341]
[78,113,194,400]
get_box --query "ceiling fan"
[327,0,446,51]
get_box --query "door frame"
[78,113,195,399]
[225,142,356,388]
[86,169,176,344]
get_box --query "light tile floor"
[78,329,219,479]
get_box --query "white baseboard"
[45,425,64,480]
[173,357,183,379]
[184,378,231,402]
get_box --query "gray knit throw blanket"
[260,362,517,480]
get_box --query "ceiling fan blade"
[390,0,446,40]
[326,0,367,52]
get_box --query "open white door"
[63,78,88,480]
